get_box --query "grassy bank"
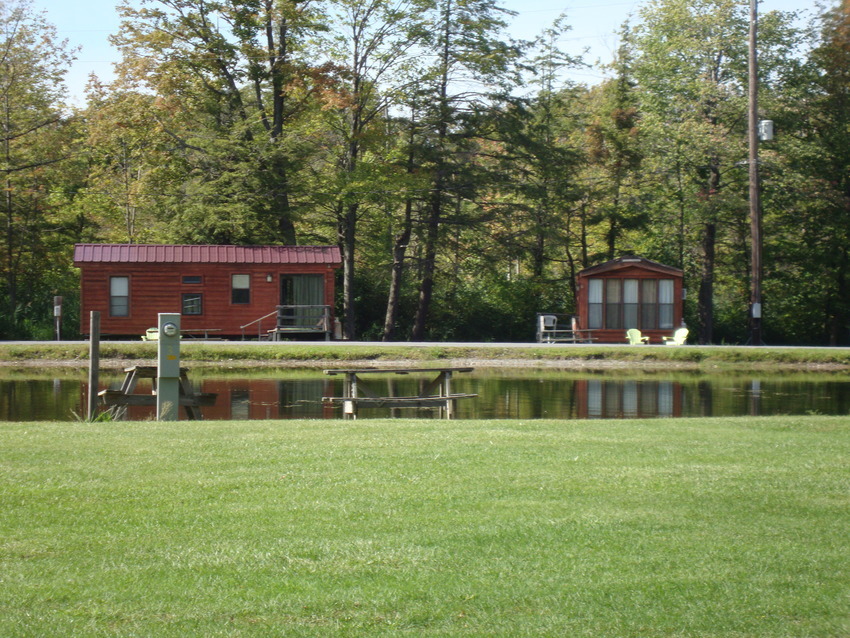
[2,416,848,636]
[2,341,850,369]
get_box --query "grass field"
[1,416,849,636]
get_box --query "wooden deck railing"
[240,310,278,340]
[241,305,333,340]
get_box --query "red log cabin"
[74,244,342,339]
[576,255,685,344]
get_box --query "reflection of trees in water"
[3,373,850,421]
[0,378,84,421]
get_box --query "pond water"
[1,368,849,421]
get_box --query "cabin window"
[588,279,603,329]
[182,293,203,315]
[109,276,129,317]
[231,274,251,304]
[587,277,675,330]
[658,279,674,330]
[641,279,658,328]
[623,279,639,329]
[182,275,202,284]
[605,279,623,329]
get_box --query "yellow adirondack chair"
[626,328,649,345]
[661,327,688,346]
[140,327,183,341]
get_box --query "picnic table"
[98,365,216,420]
[322,367,476,419]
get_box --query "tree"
[110,0,329,244]
[0,0,78,338]
[633,0,747,344]
[78,84,178,244]
[628,0,796,344]
[313,0,428,339]
[410,0,521,340]
[583,30,645,263]
[510,20,583,272]
[379,94,430,341]
[765,2,850,345]
[479,17,585,316]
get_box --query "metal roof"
[73,244,341,266]
[578,255,683,277]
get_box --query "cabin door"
[279,274,324,326]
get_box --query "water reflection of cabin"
[74,244,342,339]
[576,379,682,419]
[89,377,339,421]
[576,256,684,344]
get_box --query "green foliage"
[421,274,566,342]
[71,407,117,422]
[0,1,80,339]
[761,3,850,345]
[4,0,850,345]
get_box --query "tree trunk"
[606,181,622,260]
[3,184,15,316]
[697,220,716,344]
[697,160,721,344]
[3,92,16,317]
[382,199,413,341]
[340,202,358,340]
[828,246,848,346]
[412,193,441,340]
[606,217,619,260]
[411,0,451,341]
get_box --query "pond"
[1,367,849,421]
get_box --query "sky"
[33,0,819,107]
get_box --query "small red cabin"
[74,244,342,339]
[576,256,685,344]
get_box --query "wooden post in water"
[87,311,100,420]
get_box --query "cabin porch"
[241,305,337,341]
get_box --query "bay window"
[587,277,675,330]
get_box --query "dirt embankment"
[1,357,659,370]
[4,356,847,372]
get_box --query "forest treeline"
[1,0,848,344]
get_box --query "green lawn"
[3,341,850,370]
[1,416,848,636]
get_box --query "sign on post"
[54,296,63,341]
[156,313,181,421]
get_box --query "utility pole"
[748,0,763,345]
